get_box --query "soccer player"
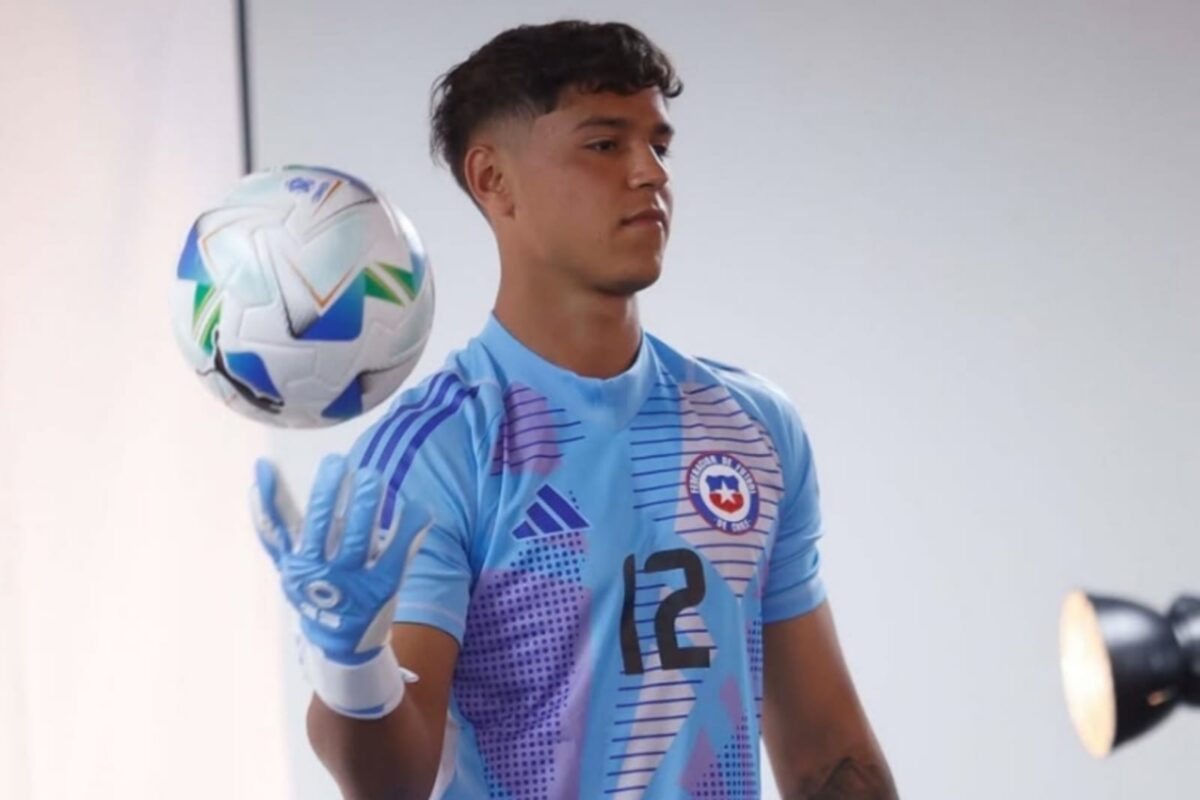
[252,20,897,800]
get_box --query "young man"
[253,20,897,800]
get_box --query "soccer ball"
[170,165,434,428]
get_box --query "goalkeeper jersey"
[347,313,826,799]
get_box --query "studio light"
[1058,590,1200,757]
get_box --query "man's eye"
[653,144,672,159]
[587,140,618,152]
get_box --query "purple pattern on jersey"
[490,384,584,476]
[543,528,588,552]
[681,732,719,797]
[719,674,742,723]
[453,530,590,798]
[690,713,757,799]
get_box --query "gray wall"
[248,2,1200,797]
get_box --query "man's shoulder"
[351,339,507,471]
[647,333,801,430]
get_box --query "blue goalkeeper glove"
[251,453,424,718]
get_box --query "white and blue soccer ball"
[170,165,435,428]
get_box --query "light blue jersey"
[348,314,826,799]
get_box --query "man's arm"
[307,623,459,800]
[762,600,898,800]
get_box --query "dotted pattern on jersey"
[680,732,722,797]
[691,712,757,799]
[748,617,764,724]
[452,529,591,798]
[490,383,584,476]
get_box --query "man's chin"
[598,271,661,297]
[594,259,663,297]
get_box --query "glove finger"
[252,458,294,561]
[270,463,303,540]
[298,454,347,561]
[248,484,280,563]
[333,468,383,570]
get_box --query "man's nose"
[628,144,669,190]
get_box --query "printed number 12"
[620,548,710,674]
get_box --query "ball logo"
[286,176,315,193]
[687,453,760,534]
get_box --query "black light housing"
[1059,590,1200,757]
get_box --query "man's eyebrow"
[572,116,675,137]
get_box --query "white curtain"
[1,3,289,797]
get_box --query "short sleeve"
[759,393,826,623]
[346,374,484,646]
[391,518,473,644]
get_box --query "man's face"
[500,86,675,296]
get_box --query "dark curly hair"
[430,20,683,198]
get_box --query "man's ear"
[463,140,516,222]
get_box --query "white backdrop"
[248,1,1200,798]
[1,3,290,798]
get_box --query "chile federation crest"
[687,452,760,534]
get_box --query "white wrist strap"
[296,635,419,720]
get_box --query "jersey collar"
[478,312,658,430]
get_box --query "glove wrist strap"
[297,636,419,720]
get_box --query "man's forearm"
[787,754,899,800]
[306,691,439,800]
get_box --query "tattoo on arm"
[789,756,899,800]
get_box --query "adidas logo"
[511,485,591,539]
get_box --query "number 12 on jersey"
[620,548,711,675]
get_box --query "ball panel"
[297,274,364,342]
[223,350,283,401]
[321,377,364,421]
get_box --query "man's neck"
[492,281,643,379]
